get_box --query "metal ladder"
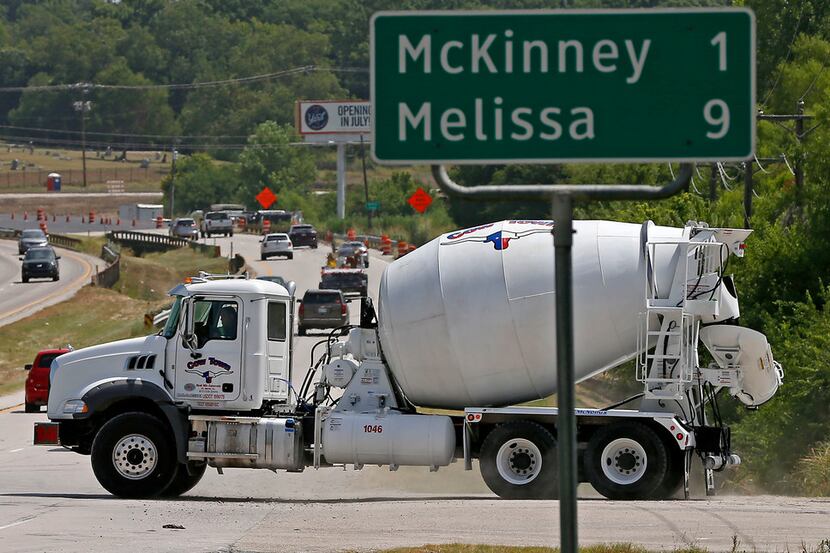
[637,226,726,400]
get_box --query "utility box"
[46,173,61,192]
[118,203,163,222]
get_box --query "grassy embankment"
[0,239,228,396]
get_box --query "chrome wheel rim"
[112,434,157,480]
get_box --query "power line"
[0,133,275,150]
[0,124,250,140]
[799,62,827,101]
[761,4,806,107]
[0,65,368,93]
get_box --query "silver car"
[18,229,49,254]
[169,218,199,240]
[260,233,294,260]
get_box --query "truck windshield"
[162,297,182,338]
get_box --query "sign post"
[296,100,372,219]
[372,9,755,553]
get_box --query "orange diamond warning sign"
[256,187,277,209]
[407,187,432,214]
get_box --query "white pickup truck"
[200,212,233,238]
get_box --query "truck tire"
[260,254,267,261]
[90,411,177,499]
[287,253,293,260]
[22,275,28,283]
[229,230,234,237]
[298,326,306,336]
[654,444,686,499]
[162,462,207,497]
[479,421,558,499]
[24,402,39,413]
[583,421,669,500]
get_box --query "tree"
[161,153,241,216]
[238,121,316,202]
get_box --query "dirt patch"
[0,194,162,218]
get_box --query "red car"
[24,349,70,413]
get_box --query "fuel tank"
[377,220,684,409]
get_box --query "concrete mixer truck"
[34,219,781,501]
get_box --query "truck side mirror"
[24,364,32,371]
[184,299,196,340]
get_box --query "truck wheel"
[260,254,267,261]
[90,412,177,499]
[287,253,293,260]
[24,402,39,413]
[584,421,669,500]
[229,230,234,237]
[22,276,28,283]
[480,421,558,499]
[298,326,306,336]
[162,462,207,497]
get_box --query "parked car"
[297,289,349,335]
[260,233,294,260]
[337,241,370,268]
[24,348,70,412]
[169,218,199,240]
[320,268,368,297]
[18,228,49,254]
[21,247,60,282]
[288,224,318,248]
[200,211,233,238]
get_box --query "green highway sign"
[371,9,755,164]
[366,201,381,210]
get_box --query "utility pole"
[360,135,372,230]
[709,163,718,201]
[756,104,814,211]
[743,160,752,229]
[72,84,92,188]
[170,144,178,219]
[794,100,805,210]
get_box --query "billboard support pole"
[431,163,693,553]
[337,143,347,220]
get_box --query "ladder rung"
[646,331,682,336]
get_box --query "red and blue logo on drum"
[444,221,553,251]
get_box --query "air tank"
[377,220,684,409]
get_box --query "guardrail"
[107,230,220,257]
[48,233,81,251]
[92,254,120,288]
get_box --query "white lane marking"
[9,448,23,453]
[0,515,37,531]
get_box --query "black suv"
[320,269,368,297]
[21,247,60,282]
[288,224,318,248]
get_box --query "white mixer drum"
[378,220,683,409]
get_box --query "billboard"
[296,100,372,136]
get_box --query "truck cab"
[41,276,296,497]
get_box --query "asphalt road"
[0,239,98,328]
[1,233,828,552]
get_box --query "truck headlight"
[62,399,88,415]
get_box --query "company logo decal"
[305,105,329,131]
[443,221,553,250]
[185,356,234,384]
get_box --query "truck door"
[175,296,243,405]
[263,300,290,402]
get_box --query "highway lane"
[1,233,828,552]
[0,239,98,328]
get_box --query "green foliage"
[795,440,830,496]
[161,153,241,217]
[238,121,317,198]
